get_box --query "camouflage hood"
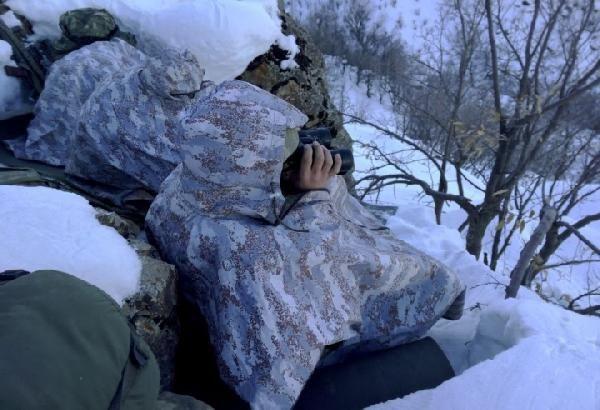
[175,80,307,222]
[139,48,205,100]
[9,39,147,166]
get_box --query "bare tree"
[298,0,407,102]
[567,284,600,316]
[522,150,600,286]
[354,0,600,261]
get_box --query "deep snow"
[6,0,298,83]
[325,56,600,409]
[372,200,600,409]
[0,185,141,305]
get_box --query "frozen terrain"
[0,185,141,305]
[6,0,298,83]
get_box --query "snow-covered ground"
[5,0,297,84]
[324,57,600,409]
[0,185,140,305]
[371,197,600,409]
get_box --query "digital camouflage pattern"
[53,8,136,56]
[66,46,209,192]
[10,39,146,166]
[59,8,117,42]
[146,80,465,409]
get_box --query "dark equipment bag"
[0,270,159,410]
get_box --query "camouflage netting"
[146,80,465,409]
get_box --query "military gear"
[284,128,300,160]
[54,8,135,56]
[0,269,30,285]
[294,337,455,410]
[285,127,354,175]
[60,8,117,44]
[9,38,207,193]
[146,80,465,409]
[0,270,160,410]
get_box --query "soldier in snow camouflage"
[146,81,465,409]
[9,39,146,166]
[11,38,209,193]
[66,45,209,192]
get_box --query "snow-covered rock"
[6,0,298,83]
[0,185,141,305]
[238,12,354,155]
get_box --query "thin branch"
[541,259,600,271]
[484,0,503,121]
[556,220,600,255]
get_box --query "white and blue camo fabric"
[9,39,146,166]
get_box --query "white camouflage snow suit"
[146,80,464,409]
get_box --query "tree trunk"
[521,222,560,286]
[506,207,557,299]
[490,199,509,271]
[464,202,500,258]
[434,175,448,225]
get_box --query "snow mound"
[6,0,298,83]
[366,202,600,409]
[371,298,600,410]
[0,185,141,305]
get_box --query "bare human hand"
[295,142,342,191]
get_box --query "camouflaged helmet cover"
[60,8,117,41]
[139,49,205,99]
